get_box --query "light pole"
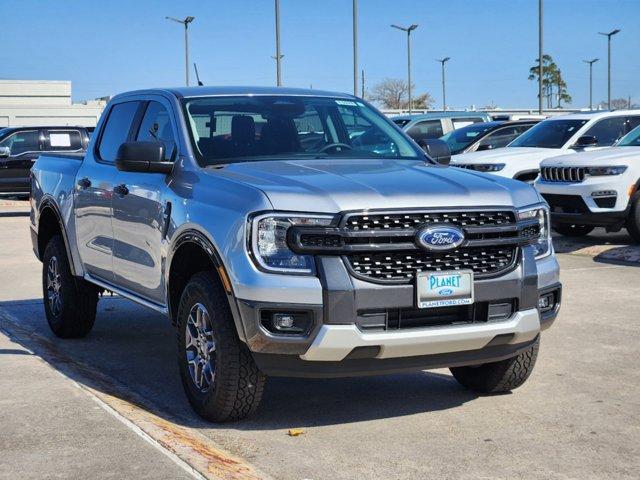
[352,0,358,96]
[583,58,599,110]
[598,29,620,110]
[391,24,418,114]
[166,16,195,86]
[538,0,543,114]
[436,57,450,111]
[274,0,283,86]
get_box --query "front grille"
[542,194,589,214]
[541,166,586,183]
[343,210,514,230]
[288,208,531,284]
[356,299,517,331]
[346,246,517,282]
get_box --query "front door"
[74,100,142,282]
[111,100,177,305]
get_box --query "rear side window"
[46,130,82,151]
[408,120,444,139]
[98,101,140,162]
[135,102,176,161]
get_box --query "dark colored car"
[0,126,90,196]
[440,120,539,156]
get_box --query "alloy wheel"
[185,302,216,392]
[46,256,63,316]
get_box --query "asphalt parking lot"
[1,201,639,480]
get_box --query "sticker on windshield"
[336,100,358,107]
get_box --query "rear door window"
[98,101,141,162]
[0,130,40,155]
[452,117,485,129]
[45,129,83,151]
[584,116,640,146]
[407,120,444,139]
[135,101,176,161]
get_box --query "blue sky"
[1,0,637,109]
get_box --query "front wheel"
[177,271,266,422]
[450,337,539,393]
[42,235,99,338]
[625,195,640,243]
[552,224,594,237]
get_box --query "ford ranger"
[30,87,561,422]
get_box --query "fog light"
[261,310,313,335]
[273,313,295,330]
[591,190,617,198]
[538,293,554,313]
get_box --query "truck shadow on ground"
[0,296,481,430]
[552,229,640,267]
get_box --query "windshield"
[616,125,640,147]
[183,96,422,165]
[440,122,498,154]
[508,119,588,149]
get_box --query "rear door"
[74,101,142,282]
[0,129,42,194]
[43,129,84,154]
[111,98,177,304]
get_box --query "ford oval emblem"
[416,225,465,251]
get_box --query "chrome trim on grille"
[541,166,586,183]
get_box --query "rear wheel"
[42,235,99,338]
[625,195,640,243]
[177,271,266,422]
[552,224,594,237]
[450,337,539,393]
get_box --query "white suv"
[535,125,640,241]
[451,110,640,183]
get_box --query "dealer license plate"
[416,270,474,309]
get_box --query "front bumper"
[234,245,561,376]
[537,178,632,227]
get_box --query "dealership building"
[0,80,107,128]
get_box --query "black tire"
[552,224,595,237]
[42,235,99,338]
[177,270,266,422]
[450,337,540,394]
[625,195,640,243]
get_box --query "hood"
[452,147,570,165]
[540,146,640,167]
[209,158,541,212]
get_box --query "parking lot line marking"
[562,264,630,272]
[0,306,272,480]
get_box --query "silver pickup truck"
[30,87,561,421]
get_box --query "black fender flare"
[38,197,78,276]
[167,229,248,343]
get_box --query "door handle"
[113,184,129,196]
[77,177,91,189]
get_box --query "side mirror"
[476,144,494,152]
[115,141,173,174]
[420,139,451,166]
[573,135,598,149]
[0,146,10,159]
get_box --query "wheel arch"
[37,199,77,276]
[167,229,247,342]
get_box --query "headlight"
[517,205,551,259]
[250,213,333,274]
[468,163,505,172]
[586,166,627,176]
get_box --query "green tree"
[529,54,571,108]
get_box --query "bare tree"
[598,98,639,110]
[370,78,434,110]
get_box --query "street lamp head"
[599,29,621,37]
[165,16,195,25]
[185,16,195,24]
[391,24,418,32]
[583,58,599,64]
[408,24,418,31]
